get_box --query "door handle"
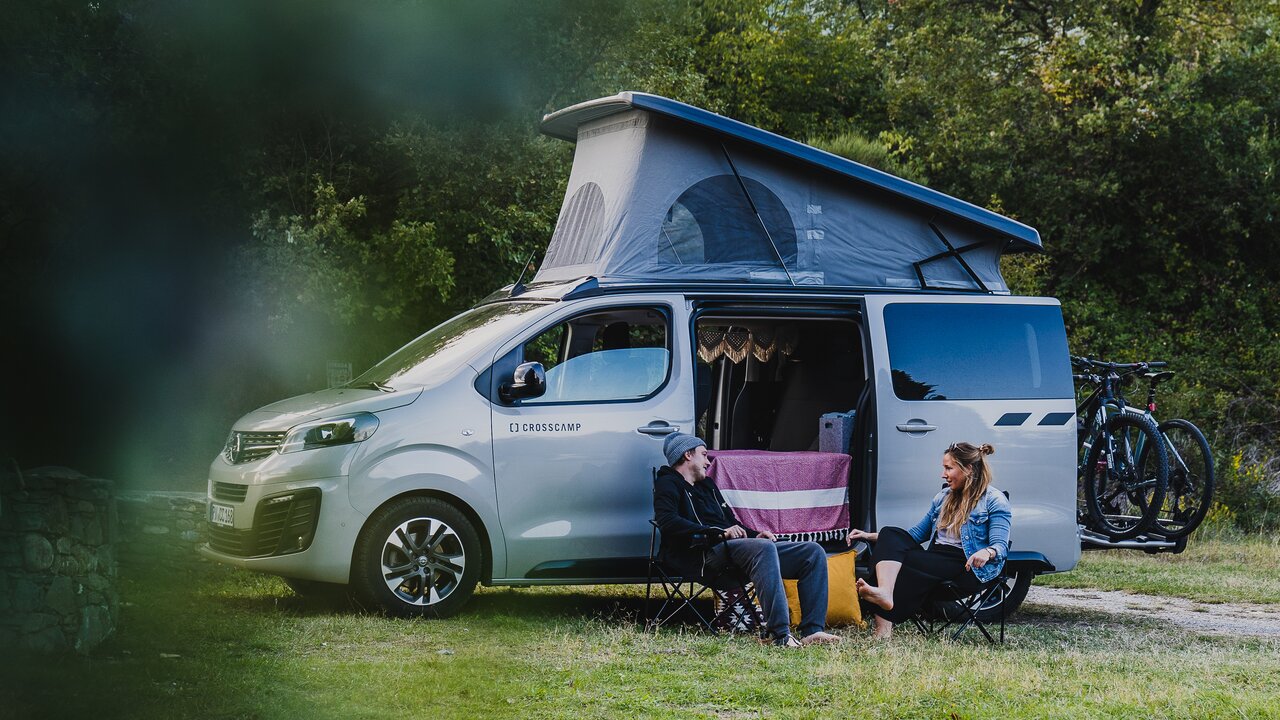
[637,422,679,436]
[896,421,937,433]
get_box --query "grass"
[2,540,1279,720]
[1035,535,1280,604]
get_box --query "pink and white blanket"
[706,449,851,543]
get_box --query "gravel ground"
[1025,586,1280,638]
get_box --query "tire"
[974,565,1033,624]
[1141,419,1214,540]
[1084,412,1168,540]
[351,496,482,618]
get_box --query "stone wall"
[115,491,210,571]
[0,467,118,655]
[0,467,216,656]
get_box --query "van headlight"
[278,413,379,454]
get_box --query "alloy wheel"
[380,517,467,606]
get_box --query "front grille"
[223,431,286,464]
[212,481,248,502]
[207,488,322,558]
[207,525,252,556]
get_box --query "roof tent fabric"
[533,92,1040,292]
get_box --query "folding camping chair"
[642,519,765,635]
[907,489,1026,644]
[910,568,1010,644]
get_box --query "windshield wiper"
[349,381,395,393]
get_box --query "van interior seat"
[767,326,863,451]
[730,380,781,449]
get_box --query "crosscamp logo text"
[509,422,583,433]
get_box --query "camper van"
[201,92,1078,618]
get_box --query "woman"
[847,441,1011,639]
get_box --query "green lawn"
[2,540,1279,720]
[1036,536,1280,604]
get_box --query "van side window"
[521,307,670,404]
[885,304,1073,400]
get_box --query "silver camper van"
[201,93,1079,618]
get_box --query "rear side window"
[884,303,1072,400]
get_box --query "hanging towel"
[707,449,851,543]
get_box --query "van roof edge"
[541,92,1041,250]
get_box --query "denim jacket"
[906,486,1012,583]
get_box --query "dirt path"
[1025,586,1280,638]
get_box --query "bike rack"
[1078,525,1187,553]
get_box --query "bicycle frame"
[1074,369,1136,475]
[1072,358,1168,527]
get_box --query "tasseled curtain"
[696,326,798,364]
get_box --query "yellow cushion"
[784,548,865,629]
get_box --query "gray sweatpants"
[704,538,829,640]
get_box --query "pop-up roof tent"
[531,92,1040,293]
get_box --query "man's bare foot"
[800,631,842,646]
[856,578,894,611]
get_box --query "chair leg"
[645,565,763,635]
[999,590,1005,644]
[917,581,1006,645]
[650,580,722,633]
[953,582,1005,644]
[647,573,694,632]
[911,614,933,637]
[643,568,655,628]
[950,608,996,643]
[686,583,719,632]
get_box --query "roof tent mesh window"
[658,175,797,266]
[544,182,606,268]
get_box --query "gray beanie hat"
[663,432,706,467]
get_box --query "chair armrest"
[690,528,726,549]
[651,518,725,549]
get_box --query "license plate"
[210,503,235,527]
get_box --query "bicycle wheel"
[1083,413,1169,540]
[1075,411,1103,525]
[1138,419,1214,539]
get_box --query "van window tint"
[884,304,1072,400]
[523,307,669,404]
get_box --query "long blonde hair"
[938,442,995,533]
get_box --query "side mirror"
[500,361,546,403]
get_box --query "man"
[653,432,841,647]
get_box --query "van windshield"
[351,302,547,389]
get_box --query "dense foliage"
[3,0,1277,524]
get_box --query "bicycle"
[1071,356,1170,540]
[1123,369,1216,540]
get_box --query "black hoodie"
[653,465,759,577]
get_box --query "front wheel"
[1142,419,1214,540]
[1084,413,1169,540]
[351,496,482,618]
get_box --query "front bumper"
[199,469,366,584]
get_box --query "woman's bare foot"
[872,618,894,640]
[856,578,894,611]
